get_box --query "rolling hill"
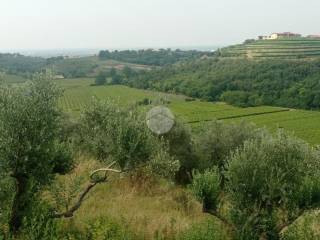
[220,38,320,58]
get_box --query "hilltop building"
[259,32,301,40]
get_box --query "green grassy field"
[57,78,320,145]
[2,73,26,83]
[221,38,320,58]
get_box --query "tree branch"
[52,162,120,218]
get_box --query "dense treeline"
[98,49,211,66]
[0,53,99,79]
[125,58,320,110]
[0,53,47,77]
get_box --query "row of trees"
[94,67,138,86]
[0,53,48,78]
[127,58,320,110]
[98,49,211,66]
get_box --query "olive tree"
[196,120,266,188]
[227,131,320,239]
[163,121,198,184]
[0,73,72,233]
[191,126,320,239]
[77,99,179,176]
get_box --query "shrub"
[95,72,107,85]
[78,99,179,178]
[196,121,266,188]
[163,121,198,184]
[137,98,151,106]
[190,168,220,212]
[227,130,320,239]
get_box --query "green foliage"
[98,49,210,66]
[95,71,107,85]
[178,218,229,240]
[78,99,179,177]
[220,91,262,107]
[147,141,180,179]
[128,58,320,110]
[21,203,59,240]
[221,38,320,58]
[53,57,97,78]
[227,130,320,239]
[0,72,73,232]
[190,168,220,212]
[0,53,47,77]
[163,121,198,184]
[57,79,320,145]
[196,121,266,187]
[78,99,153,169]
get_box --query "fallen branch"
[52,161,121,218]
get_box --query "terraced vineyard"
[57,78,186,114]
[58,79,320,145]
[221,38,320,58]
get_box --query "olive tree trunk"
[9,175,29,233]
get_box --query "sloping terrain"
[221,38,320,58]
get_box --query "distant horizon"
[0,45,222,57]
[1,0,319,50]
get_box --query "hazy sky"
[0,0,319,50]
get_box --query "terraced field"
[58,78,320,145]
[221,38,320,58]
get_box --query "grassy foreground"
[47,157,231,239]
[57,78,320,145]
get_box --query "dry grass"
[48,157,213,239]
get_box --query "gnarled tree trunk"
[9,175,29,233]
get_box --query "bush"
[190,168,220,212]
[227,130,320,239]
[137,98,151,106]
[196,121,266,188]
[78,99,179,178]
[95,72,107,85]
[163,121,198,184]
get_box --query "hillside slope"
[220,38,320,58]
[128,58,320,110]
